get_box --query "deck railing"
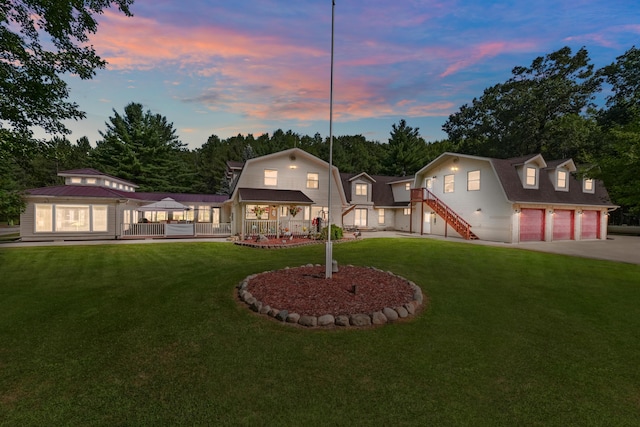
[121,222,165,237]
[121,222,231,238]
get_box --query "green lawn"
[1,239,639,426]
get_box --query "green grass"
[1,239,639,426]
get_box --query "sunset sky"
[55,0,639,149]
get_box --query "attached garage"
[552,209,574,240]
[581,210,600,239]
[520,208,545,242]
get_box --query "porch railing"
[243,219,314,238]
[244,220,278,237]
[195,222,231,236]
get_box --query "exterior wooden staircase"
[410,188,479,240]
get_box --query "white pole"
[325,0,335,279]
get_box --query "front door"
[423,212,431,234]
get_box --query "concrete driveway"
[364,231,640,265]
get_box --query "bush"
[320,224,343,240]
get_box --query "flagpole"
[325,0,335,279]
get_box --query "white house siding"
[231,149,345,236]
[415,157,513,242]
[390,182,411,204]
[20,197,119,241]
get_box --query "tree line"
[1,1,638,224]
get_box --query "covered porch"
[120,197,231,239]
[236,188,319,240]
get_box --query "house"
[20,168,230,241]
[411,153,616,243]
[226,148,347,239]
[19,150,616,244]
[340,173,413,231]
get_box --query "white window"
[583,178,594,193]
[557,170,567,189]
[70,177,81,184]
[467,170,480,191]
[311,206,327,219]
[526,167,537,186]
[264,169,277,186]
[405,183,410,191]
[105,179,111,187]
[378,209,385,224]
[246,204,269,219]
[35,204,108,233]
[196,206,211,223]
[92,206,108,232]
[444,174,454,193]
[355,209,367,227]
[56,205,90,232]
[425,178,433,190]
[86,178,97,185]
[35,204,53,232]
[304,206,311,221]
[306,173,319,189]
[403,208,411,216]
[355,183,367,196]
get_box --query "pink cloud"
[439,40,537,77]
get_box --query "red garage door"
[520,209,545,242]
[553,210,574,240]
[581,210,600,239]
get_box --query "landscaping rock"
[250,300,262,312]
[268,308,279,318]
[350,313,372,326]
[404,302,416,315]
[276,310,288,321]
[299,316,318,327]
[371,311,388,325]
[260,304,271,315]
[258,234,269,242]
[383,307,399,322]
[318,314,335,326]
[245,296,257,306]
[335,315,350,326]
[286,313,301,323]
[395,306,409,318]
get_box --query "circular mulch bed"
[237,264,424,328]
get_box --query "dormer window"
[583,178,595,194]
[525,167,537,187]
[556,170,568,191]
[355,183,367,196]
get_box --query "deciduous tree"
[1,0,133,135]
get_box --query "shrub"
[320,224,343,240]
